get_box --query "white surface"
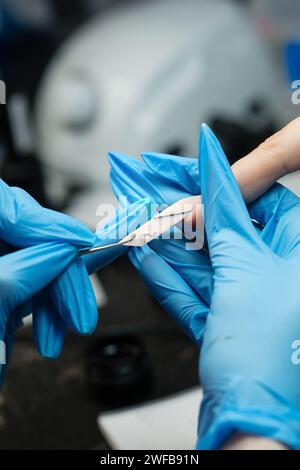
[279,170,300,196]
[98,387,203,450]
[22,313,32,327]
[90,273,107,307]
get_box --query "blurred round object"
[35,0,282,227]
[86,334,152,407]
[55,74,97,130]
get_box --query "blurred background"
[0,0,300,449]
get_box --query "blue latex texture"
[109,150,211,343]
[110,125,300,449]
[0,178,150,379]
[197,124,300,450]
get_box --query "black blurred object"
[0,0,98,206]
[50,0,90,32]
[0,97,48,205]
[0,0,125,207]
[0,24,60,205]
[86,334,153,407]
[209,99,277,165]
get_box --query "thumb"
[199,124,262,267]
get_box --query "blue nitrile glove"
[83,198,151,275]
[109,127,300,448]
[0,178,151,373]
[197,126,300,450]
[110,126,300,449]
[0,242,84,380]
[109,130,290,347]
[109,132,294,344]
[0,179,97,368]
[34,197,151,359]
[109,151,212,342]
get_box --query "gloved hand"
[110,127,300,449]
[197,124,300,450]
[0,178,150,379]
[109,150,211,342]
[0,179,97,370]
[109,128,300,344]
[33,196,151,359]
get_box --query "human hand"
[109,120,300,450]
[0,179,97,375]
[197,125,300,450]
[109,119,300,346]
[0,179,150,380]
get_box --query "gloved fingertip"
[144,152,201,195]
[50,259,99,335]
[109,160,146,203]
[39,340,63,359]
[108,152,137,172]
[141,152,178,180]
[199,123,245,203]
[199,123,226,192]
[110,172,127,200]
[141,152,169,170]
[199,123,257,246]
[72,292,98,335]
[32,294,67,359]
[34,322,65,358]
